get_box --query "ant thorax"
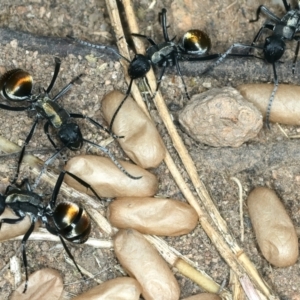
[285,10,300,27]
[6,188,43,207]
[148,42,176,65]
[36,97,70,128]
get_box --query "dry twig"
[230,177,245,242]
[10,228,113,249]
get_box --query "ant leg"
[21,219,36,293]
[44,121,60,151]
[64,170,103,201]
[49,169,102,208]
[58,234,85,278]
[0,102,30,111]
[0,205,26,229]
[153,64,167,98]
[282,0,291,11]
[183,53,220,61]
[45,223,86,280]
[109,78,133,132]
[174,56,190,100]
[44,120,68,166]
[265,62,279,129]
[69,113,123,139]
[67,36,130,63]
[0,194,5,215]
[292,40,300,74]
[12,117,39,184]
[159,8,170,42]
[248,23,274,54]
[201,43,258,75]
[83,138,142,180]
[131,33,157,46]
[31,147,67,191]
[46,57,61,94]
[0,214,25,229]
[249,5,281,23]
[48,170,65,208]
[52,74,84,102]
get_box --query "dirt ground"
[0,0,299,299]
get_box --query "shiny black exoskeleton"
[134,9,216,88]
[0,171,91,293]
[67,8,218,133]
[201,0,300,128]
[0,57,140,182]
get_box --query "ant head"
[263,35,286,63]
[181,29,211,55]
[0,69,33,101]
[128,54,151,79]
[58,122,83,150]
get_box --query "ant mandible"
[201,0,300,128]
[0,171,92,293]
[68,8,219,134]
[0,57,141,183]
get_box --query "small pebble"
[179,87,263,147]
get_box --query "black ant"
[132,8,219,100]
[0,171,92,293]
[0,57,141,183]
[201,0,300,128]
[67,8,219,133]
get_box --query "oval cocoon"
[0,208,35,242]
[108,197,198,236]
[72,277,142,300]
[64,155,158,198]
[237,84,300,125]
[182,293,222,300]
[247,187,298,267]
[114,229,180,300]
[10,268,63,300]
[102,90,166,169]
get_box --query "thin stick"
[10,256,22,289]
[114,0,276,298]
[10,228,113,249]
[230,269,246,300]
[240,275,263,300]
[230,177,245,242]
[0,147,53,158]
[64,256,103,284]
[145,234,227,296]
[276,123,289,138]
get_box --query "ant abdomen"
[181,29,211,55]
[0,69,33,101]
[53,202,91,244]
